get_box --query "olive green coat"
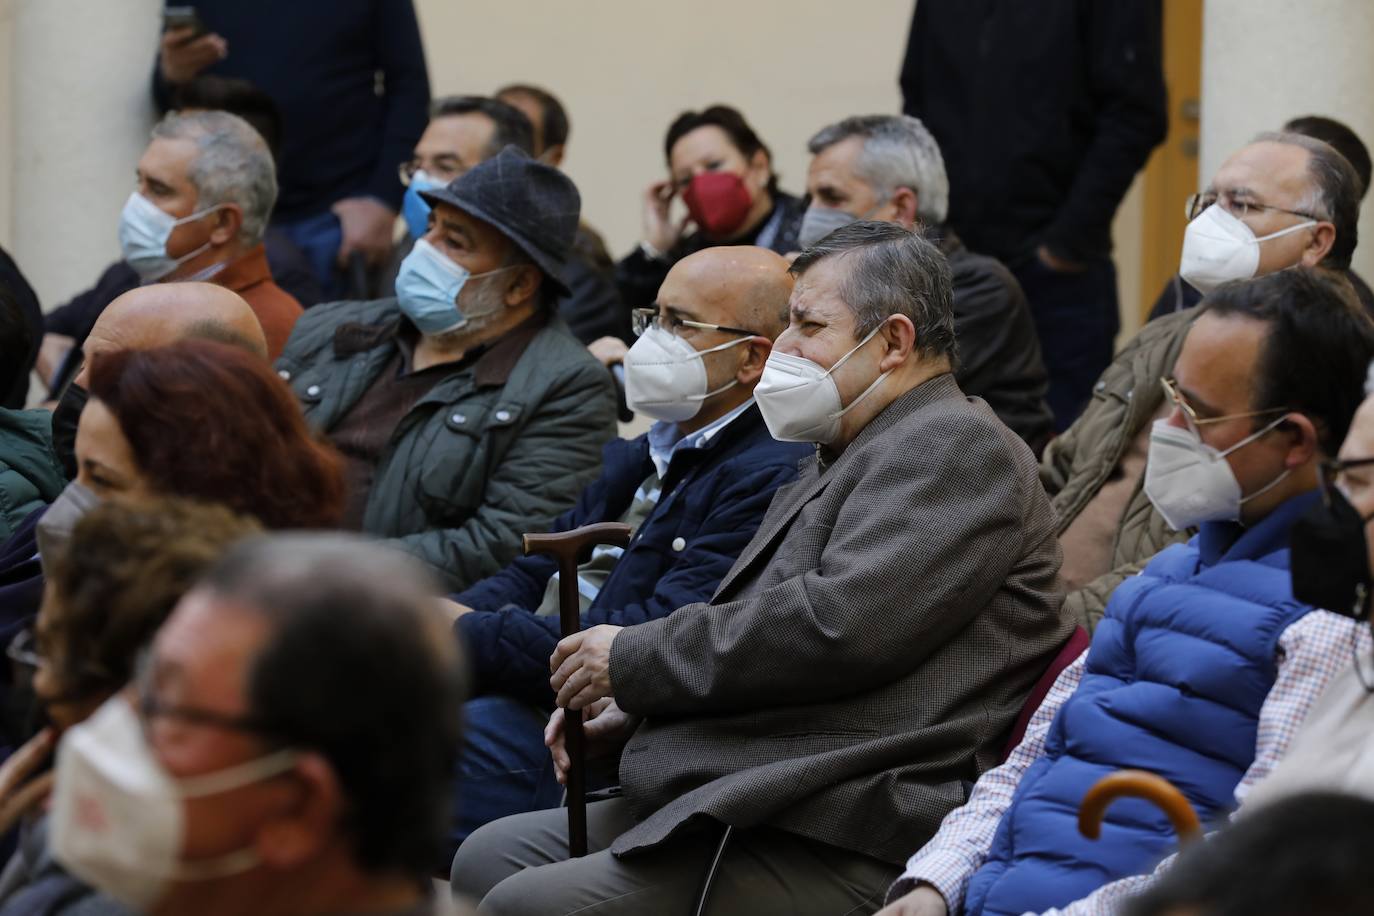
[277,298,618,590]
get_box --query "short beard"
[426,274,510,348]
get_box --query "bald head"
[660,246,793,340]
[76,283,267,387]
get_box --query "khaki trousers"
[450,797,899,915]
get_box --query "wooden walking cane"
[1079,769,1204,846]
[524,521,632,857]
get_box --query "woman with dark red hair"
[77,338,345,531]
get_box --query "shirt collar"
[647,398,755,478]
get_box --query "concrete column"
[6,0,160,307]
[1201,0,1374,282]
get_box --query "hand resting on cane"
[545,699,641,786]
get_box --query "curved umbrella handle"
[1079,770,1203,845]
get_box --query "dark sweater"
[153,0,430,219]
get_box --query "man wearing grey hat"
[276,146,618,591]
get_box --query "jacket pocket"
[413,400,527,523]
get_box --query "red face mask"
[682,172,754,238]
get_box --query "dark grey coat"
[608,373,1073,864]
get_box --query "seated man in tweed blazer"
[451,222,1074,914]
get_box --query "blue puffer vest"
[963,491,1320,916]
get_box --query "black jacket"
[0,247,42,409]
[901,0,1167,264]
[936,227,1054,454]
[614,192,806,314]
[152,0,430,218]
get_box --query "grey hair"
[807,115,949,224]
[791,221,957,365]
[151,110,277,247]
[1251,130,1361,269]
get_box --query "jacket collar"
[818,372,961,469]
[331,306,549,387]
[1197,488,1321,568]
[213,244,273,293]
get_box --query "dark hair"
[1253,130,1362,269]
[1125,792,1374,916]
[86,339,345,530]
[1201,268,1374,455]
[664,105,778,194]
[790,221,957,364]
[0,283,31,402]
[430,95,534,158]
[170,75,284,162]
[201,534,465,879]
[41,497,260,700]
[1284,115,1371,203]
[496,83,569,152]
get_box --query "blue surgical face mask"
[118,192,223,281]
[395,238,511,336]
[401,170,443,240]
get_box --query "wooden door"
[1139,0,1203,320]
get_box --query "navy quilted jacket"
[455,405,809,707]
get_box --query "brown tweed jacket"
[607,373,1073,865]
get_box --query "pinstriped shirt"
[889,609,1361,915]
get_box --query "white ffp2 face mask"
[754,324,890,444]
[50,696,297,911]
[1179,203,1317,294]
[1143,416,1292,531]
[623,325,748,423]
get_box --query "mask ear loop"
[1353,584,1374,694]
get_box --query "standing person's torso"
[903,0,1095,261]
[187,0,391,217]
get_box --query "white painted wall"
[6,0,160,307]
[1201,0,1374,282]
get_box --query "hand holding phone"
[159,6,227,84]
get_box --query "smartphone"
[163,5,207,39]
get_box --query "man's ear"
[1301,222,1337,267]
[540,145,566,169]
[503,264,543,307]
[887,187,920,230]
[877,315,917,372]
[736,336,772,386]
[1279,412,1322,469]
[255,753,341,871]
[208,205,244,247]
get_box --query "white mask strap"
[175,748,298,799]
[825,321,893,419]
[1253,219,1318,244]
[824,322,886,379]
[1216,411,1291,459]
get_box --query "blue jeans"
[447,696,565,865]
[272,210,343,300]
[1011,255,1120,432]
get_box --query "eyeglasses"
[630,307,758,339]
[133,649,277,738]
[1185,190,1318,223]
[1318,456,1374,510]
[1159,377,1292,437]
[398,157,465,188]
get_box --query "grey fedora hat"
[420,145,580,298]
